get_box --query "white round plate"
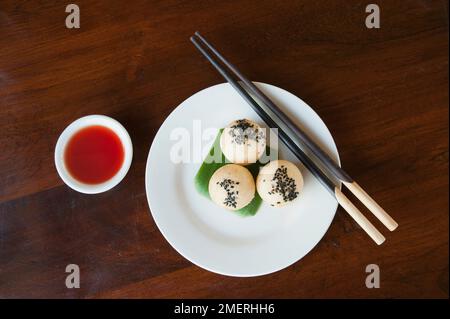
[145,83,340,277]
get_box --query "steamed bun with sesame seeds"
[220,119,266,165]
[256,160,303,207]
[208,164,255,211]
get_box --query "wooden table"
[0,0,448,299]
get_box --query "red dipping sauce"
[64,125,124,184]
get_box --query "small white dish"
[145,83,341,277]
[55,115,133,194]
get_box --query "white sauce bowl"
[54,115,133,194]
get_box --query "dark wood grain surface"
[0,0,448,298]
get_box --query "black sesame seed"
[228,119,265,145]
[268,166,299,202]
[218,178,239,208]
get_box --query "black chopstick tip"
[194,31,201,37]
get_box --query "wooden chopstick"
[190,34,385,245]
[193,32,398,232]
